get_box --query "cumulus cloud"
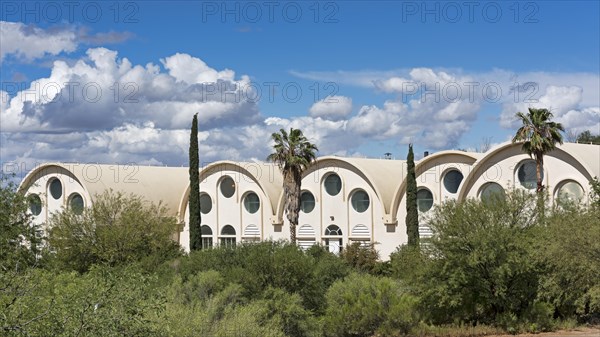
[1,47,261,133]
[0,21,77,62]
[309,95,352,120]
[500,85,600,135]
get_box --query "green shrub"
[418,191,543,325]
[323,273,419,337]
[47,190,182,273]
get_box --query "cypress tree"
[405,143,419,247]
[189,113,202,250]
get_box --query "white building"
[18,142,600,260]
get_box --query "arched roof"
[274,156,406,224]
[178,161,283,221]
[390,150,481,219]
[19,163,189,217]
[457,141,600,200]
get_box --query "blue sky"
[1,1,599,177]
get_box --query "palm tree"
[267,128,318,242]
[512,108,565,193]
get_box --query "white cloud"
[500,85,599,135]
[309,95,352,120]
[0,21,77,62]
[1,47,261,133]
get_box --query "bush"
[340,241,380,274]
[537,205,600,322]
[418,191,543,325]
[47,190,182,273]
[323,273,419,337]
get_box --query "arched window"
[416,188,434,212]
[243,224,260,242]
[243,192,260,214]
[201,225,213,248]
[297,224,316,251]
[220,225,236,248]
[49,178,62,199]
[220,177,236,198]
[351,190,370,213]
[324,225,343,254]
[300,191,315,213]
[443,169,464,194]
[324,174,342,196]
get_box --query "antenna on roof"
[384,152,392,160]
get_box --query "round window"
[557,181,584,203]
[443,170,464,194]
[300,191,315,213]
[416,189,434,212]
[324,174,342,196]
[351,190,370,213]
[200,194,212,214]
[69,193,84,215]
[49,179,62,199]
[244,192,260,214]
[480,183,506,204]
[220,177,236,198]
[28,194,42,216]
[518,161,540,190]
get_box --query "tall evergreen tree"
[189,113,202,250]
[405,144,419,247]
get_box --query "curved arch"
[275,156,387,225]
[457,142,597,201]
[178,161,281,224]
[19,163,84,194]
[391,151,480,220]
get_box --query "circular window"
[416,189,434,212]
[244,192,260,214]
[300,191,315,213]
[220,177,236,198]
[69,193,84,215]
[480,183,506,204]
[351,190,370,213]
[28,194,42,216]
[200,194,212,214]
[443,170,464,194]
[49,179,62,199]
[518,161,540,190]
[324,174,342,196]
[557,181,584,203]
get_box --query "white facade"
[19,142,600,260]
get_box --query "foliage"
[189,113,202,250]
[0,175,43,271]
[340,241,380,274]
[512,107,564,192]
[418,191,543,325]
[47,190,182,273]
[267,128,318,242]
[1,265,165,336]
[178,241,349,314]
[590,177,600,209]
[323,273,419,337]
[406,143,419,247]
[576,130,600,145]
[537,206,600,322]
